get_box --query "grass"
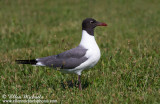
[0,0,160,103]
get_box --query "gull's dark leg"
[78,75,82,90]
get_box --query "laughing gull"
[16,18,107,90]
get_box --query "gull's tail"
[15,59,37,65]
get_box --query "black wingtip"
[15,59,37,65]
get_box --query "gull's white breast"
[71,30,101,75]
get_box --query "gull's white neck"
[79,30,99,50]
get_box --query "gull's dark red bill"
[96,22,107,26]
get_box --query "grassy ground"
[0,0,160,103]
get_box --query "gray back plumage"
[37,45,88,69]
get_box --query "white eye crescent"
[90,21,94,24]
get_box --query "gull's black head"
[82,18,107,36]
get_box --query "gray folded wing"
[37,45,88,69]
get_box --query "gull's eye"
[90,21,94,24]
